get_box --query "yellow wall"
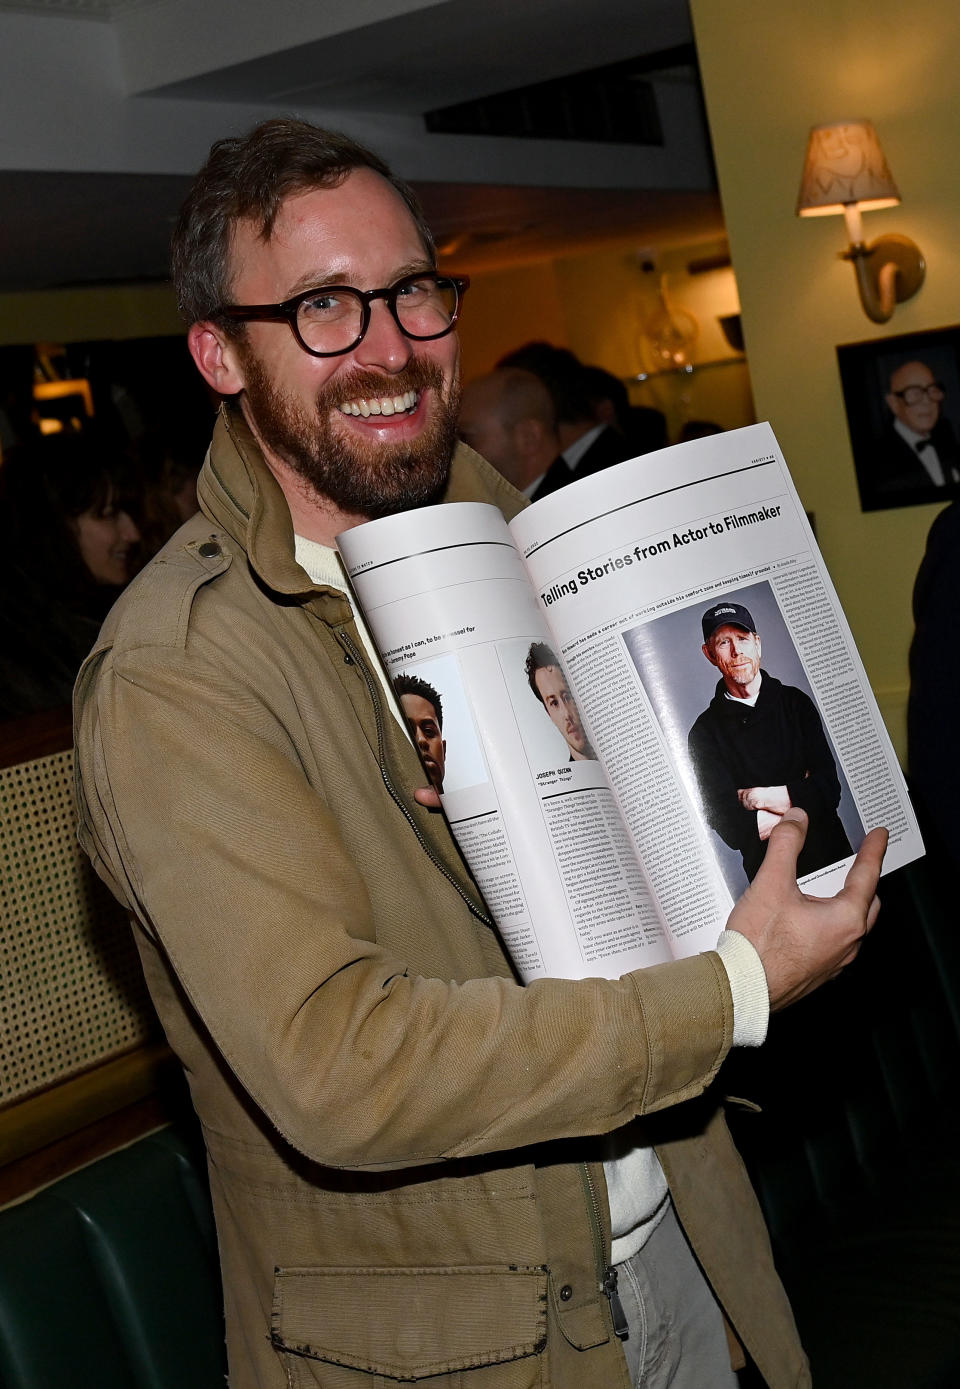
[0,284,182,347]
[456,261,568,383]
[691,0,960,760]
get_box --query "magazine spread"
[337,422,922,984]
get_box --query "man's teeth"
[339,389,419,418]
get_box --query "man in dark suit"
[457,368,566,497]
[908,498,960,869]
[875,359,960,502]
[496,342,639,495]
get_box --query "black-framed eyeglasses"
[891,381,945,406]
[216,271,470,358]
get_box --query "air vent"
[423,45,699,146]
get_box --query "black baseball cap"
[701,602,756,642]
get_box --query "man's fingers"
[838,827,888,912]
[752,806,808,882]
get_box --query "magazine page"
[510,421,922,928]
[338,502,676,983]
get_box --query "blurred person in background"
[908,496,960,870]
[135,435,203,554]
[458,368,565,497]
[579,362,667,456]
[0,431,143,719]
[498,341,665,477]
[498,341,629,481]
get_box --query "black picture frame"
[837,324,960,512]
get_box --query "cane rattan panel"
[0,748,156,1106]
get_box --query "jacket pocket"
[271,1263,548,1386]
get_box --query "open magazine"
[338,422,922,983]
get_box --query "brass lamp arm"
[841,235,925,324]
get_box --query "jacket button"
[559,1284,573,1301]
[198,540,221,558]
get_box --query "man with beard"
[689,602,853,884]
[74,118,885,1389]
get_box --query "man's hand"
[414,785,442,809]
[738,784,792,814]
[756,809,782,841]
[726,808,887,1012]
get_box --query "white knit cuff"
[715,930,769,1047]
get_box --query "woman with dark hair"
[0,431,143,719]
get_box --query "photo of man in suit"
[876,358,960,498]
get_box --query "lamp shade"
[796,120,901,217]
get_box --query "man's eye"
[301,292,348,318]
[395,278,432,303]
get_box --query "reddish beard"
[236,345,460,520]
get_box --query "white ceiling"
[0,0,724,291]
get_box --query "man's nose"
[354,300,413,374]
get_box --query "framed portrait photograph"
[837,324,960,512]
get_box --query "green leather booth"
[0,1125,225,1388]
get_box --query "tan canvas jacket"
[74,403,808,1388]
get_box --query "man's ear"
[188,322,247,396]
[702,641,718,667]
[512,417,541,459]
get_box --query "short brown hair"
[525,641,562,705]
[171,117,436,326]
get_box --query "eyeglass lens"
[900,383,945,404]
[297,275,459,354]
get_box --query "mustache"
[318,359,446,408]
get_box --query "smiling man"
[73,119,886,1389]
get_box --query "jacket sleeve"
[783,689,842,817]
[76,643,735,1172]
[687,713,757,853]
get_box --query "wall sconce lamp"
[796,120,924,323]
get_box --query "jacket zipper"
[580,1163,629,1341]
[337,628,495,929]
[341,629,629,1336]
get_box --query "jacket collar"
[197,399,526,608]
